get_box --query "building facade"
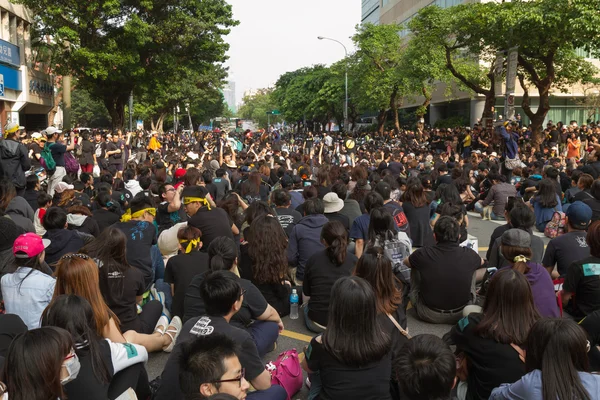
[375,0,599,126]
[222,81,236,114]
[0,1,54,133]
[361,0,380,24]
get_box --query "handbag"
[265,349,303,400]
[504,157,521,170]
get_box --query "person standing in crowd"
[0,122,29,196]
[404,216,483,324]
[77,131,97,174]
[543,201,592,278]
[45,127,76,196]
[28,131,46,168]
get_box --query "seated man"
[405,216,484,324]
[42,207,85,266]
[474,174,517,220]
[271,189,302,237]
[157,183,187,233]
[154,270,287,400]
[394,334,457,400]
[179,334,250,399]
[562,220,600,321]
[184,185,234,251]
[543,201,592,278]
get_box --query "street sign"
[0,74,5,97]
[267,110,281,115]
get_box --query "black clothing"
[43,229,85,266]
[187,208,233,251]
[564,256,600,319]
[486,223,511,260]
[450,313,526,400]
[164,251,209,318]
[92,208,121,233]
[183,272,268,329]
[99,264,146,332]
[542,231,590,277]
[0,139,30,189]
[584,197,600,222]
[154,315,265,400]
[303,249,357,326]
[274,207,302,237]
[324,212,350,231]
[23,188,39,212]
[156,202,187,233]
[79,139,95,165]
[113,221,157,288]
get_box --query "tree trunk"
[518,73,550,149]
[103,94,128,131]
[157,113,166,133]
[151,117,157,131]
[389,87,400,134]
[377,109,387,135]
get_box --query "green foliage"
[434,115,469,129]
[238,89,278,128]
[71,88,112,128]
[17,0,238,129]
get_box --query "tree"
[238,89,278,129]
[352,23,405,134]
[17,0,238,129]
[70,88,112,128]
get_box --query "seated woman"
[490,318,600,399]
[302,276,393,400]
[530,178,562,232]
[242,215,291,317]
[52,253,181,353]
[1,232,54,329]
[164,225,209,318]
[42,294,150,400]
[449,268,540,400]
[183,236,283,357]
[499,229,560,317]
[92,192,121,234]
[67,205,100,238]
[0,326,74,400]
[302,221,357,332]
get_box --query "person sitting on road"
[350,191,386,258]
[394,335,457,400]
[404,216,484,325]
[474,173,517,220]
[485,196,523,260]
[529,178,562,232]
[542,201,592,278]
[154,270,288,400]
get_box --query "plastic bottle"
[290,289,299,320]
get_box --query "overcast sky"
[224,0,361,106]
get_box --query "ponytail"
[209,254,226,271]
[207,237,237,272]
[327,236,348,266]
[321,221,349,267]
[512,255,531,274]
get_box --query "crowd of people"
[0,116,599,399]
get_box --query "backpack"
[265,349,303,400]
[64,151,80,174]
[40,142,56,171]
[375,231,413,283]
[544,210,567,239]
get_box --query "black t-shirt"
[584,198,600,222]
[164,251,209,318]
[50,142,67,167]
[156,202,187,233]
[29,142,42,167]
[578,310,600,371]
[303,249,357,326]
[324,212,349,231]
[113,221,157,288]
[64,341,114,400]
[384,201,410,236]
[408,242,480,310]
[106,142,122,165]
[305,336,392,400]
[183,272,268,328]
[153,316,265,400]
[274,207,302,237]
[450,313,526,400]
[101,265,145,333]
[377,308,409,367]
[542,231,590,277]
[92,209,121,233]
[564,256,600,318]
[188,208,233,251]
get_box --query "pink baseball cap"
[12,233,51,258]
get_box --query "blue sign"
[0,64,20,91]
[0,39,19,67]
[0,74,4,97]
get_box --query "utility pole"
[318,36,349,132]
[128,91,133,132]
[62,75,72,130]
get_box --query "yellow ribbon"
[183,196,211,210]
[120,207,156,222]
[513,255,530,263]
[179,238,201,253]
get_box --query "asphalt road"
[145,213,550,399]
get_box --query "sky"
[224,0,361,106]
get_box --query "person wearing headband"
[0,122,30,195]
[113,193,158,289]
[183,185,234,251]
[499,229,559,318]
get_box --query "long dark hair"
[321,221,348,266]
[248,215,288,284]
[1,326,73,400]
[525,319,591,400]
[367,207,397,245]
[535,178,558,208]
[474,269,540,345]
[323,276,391,367]
[354,246,402,315]
[208,237,237,271]
[41,295,111,384]
[401,181,428,208]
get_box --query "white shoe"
[154,315,169,335]
[163,316,182,353]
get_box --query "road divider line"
[281,329,313,343]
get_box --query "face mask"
[61,353,81,385]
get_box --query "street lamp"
[318,36,348,132]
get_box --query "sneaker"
[151,286,171,319]
[154,315,169,335]
[163,316,182,353]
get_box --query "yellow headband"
[513,255,530,263]
[183,197,211,210]
[179,238,201,253]
[120,207,156,222]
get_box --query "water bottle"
[290,289,299,320]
